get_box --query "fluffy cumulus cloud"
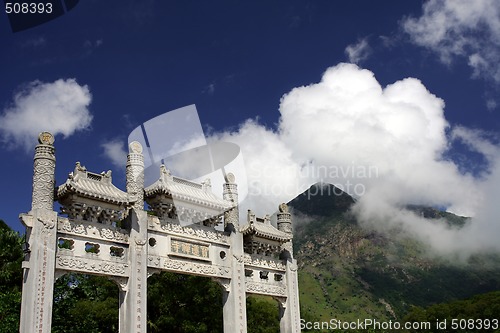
[402,0,500,83]
[214,120,311,216]
[0,79,93,150]
[345,37,371,64]
[101,139,127,168]
[450,127,500,252]
[213,63,499,258]
[279,64,480,213]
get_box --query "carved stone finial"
[279,203,289,213]
[224,172,235,184]
[38,131,54,145]
[129,141,143,154]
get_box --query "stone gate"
[19,132,301,333]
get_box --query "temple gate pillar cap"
[129,141,143,154]
[38,131,55,145]
[224,172,235,184]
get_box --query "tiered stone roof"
[57,162,132,205]
[240,213,292,243]
[144,165,232,210]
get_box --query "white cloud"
[203,82,216,95]
[486,99,497,111]
[402,0,500,83]
[83,39,104,57]
[214,120,310,216]
[278,63,480,214]
[209,63,499,258]
[345,38,371,64]
[101,139,127,168]
[0,79,93,150]
[21,36,46,48]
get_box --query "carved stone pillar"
[126,141,145,211]
[221,173,247,332]
[223,173,238,229]
[277,203,301,332]
[121,142,148,333]
[280,260,301,333]
[119,209,148,333]
[20,132,58,333]
[31,131,56,211]
[224,240,247,333]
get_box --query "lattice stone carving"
[57,218,129,243]
[147,201,177,220]
[60,203,125,224]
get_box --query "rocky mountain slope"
[290,184,500,323]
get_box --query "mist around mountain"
[290,183,500,326]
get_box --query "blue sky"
[0,0,499,256]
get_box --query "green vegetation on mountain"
[291,184,500,324]
[404,291,500,332]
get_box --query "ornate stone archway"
[19,132,301,333]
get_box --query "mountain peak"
[288,183,355,217]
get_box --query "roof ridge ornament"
[201,178,211,192]
[69,162,87,180]
[159,164,173,183]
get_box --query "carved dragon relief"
[246,281,286,296]
[154,220,229,244]
[56,254,129,277]
[147,255,231,278]
[234,254,286,271]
